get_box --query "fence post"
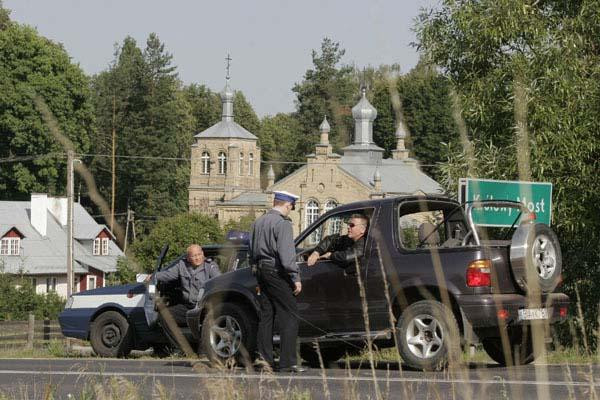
[43,318,50,341]
[26,313,34,349]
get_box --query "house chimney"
[47,197,68,226]
[31,193,48,236]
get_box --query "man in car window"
[149,244,221,325]
[307,214,369,269]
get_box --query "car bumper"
[58,309,92,340]
[457,293,569,328]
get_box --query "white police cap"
[273,190,299,204]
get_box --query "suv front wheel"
[201,302,257,367]
[397,300,461,371]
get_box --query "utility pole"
[124,205,130,253]
[111,94,117,233]
[67,150,74,299]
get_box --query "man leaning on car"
[146,244,221,325]
[307,213,369,270]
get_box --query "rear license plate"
[518,308,549,321]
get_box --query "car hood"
[73,282,147,296]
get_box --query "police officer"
[250,190,306,373]
[148,244,221,326]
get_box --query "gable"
[96,229,111,240]
[1,227,24,239]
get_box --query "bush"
[0,273,65,320]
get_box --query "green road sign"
[458,178,552,227]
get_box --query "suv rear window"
[397,200,468,251]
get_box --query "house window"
[88,275,96,290]
[0,237,20,255]
[101,238,109,255]
[218,152,227,174]
[248,153,254,176]
[325,200,342,235]
[239,153,244,175]
[31,278,37,289]
[201,152,211,174]
[46,277,57,293]
[93,238,100,255]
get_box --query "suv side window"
[397,201,468,251]
[296,208,373,253]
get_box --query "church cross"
[225,54,232,80]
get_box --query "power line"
[78,153,441,167]
[0,152,441,167]
[0,153,66,163]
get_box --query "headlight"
[65,296,74,309]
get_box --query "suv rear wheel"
[397,300,461,371]
[201,302,257,367]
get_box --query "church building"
[189,68,443,236]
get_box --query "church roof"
[194,120,258,140]
[339,156,443,195]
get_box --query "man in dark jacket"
[306,214,369,269]
[250,190,305,373]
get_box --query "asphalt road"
[0,358,598,399]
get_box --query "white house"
[0,194,123,298]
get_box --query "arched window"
[201,152,210,174]
[325,200,342,235]
[306,200,320,243]
[218,152,227,175]
[239,152,244,175]
[248,153,254,176]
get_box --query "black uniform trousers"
[256,267,298,369]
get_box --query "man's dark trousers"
[256,267,298,369]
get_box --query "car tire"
[482,327,537,366]
[510,223,562,293]
[90,311,133,358]
[300,344,347,368]
[201,302,257,367]
[397,300,461,371]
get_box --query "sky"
[4,0,439,117]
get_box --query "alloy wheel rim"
[533,234,556,280]
[405,313,444,359]
[209,315,242,358]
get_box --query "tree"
[129,212,223,272]
[0,0,11,30]
[0,21,94,199]
[371,63,457,181]
[417,0,600,346]
[292,38,358,159]
[258,113,303,179]
[90,34,195,235]
[183,84,221,133]
[233,91,260,134]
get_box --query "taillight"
[559,307,568,318]
[466,259,492,287]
